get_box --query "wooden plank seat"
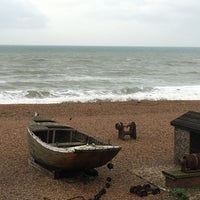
[51,142,86,147]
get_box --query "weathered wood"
[162,170,200,188]
[171,111,200,132]
[27,114,121,170]
[51,142,86,147]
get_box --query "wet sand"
[1,100,200,200]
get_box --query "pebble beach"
[1,100,200,200]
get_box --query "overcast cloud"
[0,0,200,46]
[0,0,47,29]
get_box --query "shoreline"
[1,98,200,105]
[2,99,200,103]
[1,100,200,199]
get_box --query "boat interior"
[31,125,103,148]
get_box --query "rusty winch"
[115,121,136,140]
[179,153,200,172]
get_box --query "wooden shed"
[171,111,200,163]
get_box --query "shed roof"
[171,111,200,132]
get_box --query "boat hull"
[27,128,121,170]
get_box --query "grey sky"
[0,0,200,46]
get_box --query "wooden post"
[46,130,49,143]
[52,130,56,144]
[70,131,73,142]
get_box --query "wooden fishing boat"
[27,114,121,170]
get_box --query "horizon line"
[0,44,200,48]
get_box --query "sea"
[0,45,200,104]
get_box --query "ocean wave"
[0,85,200,104]
[30,58,46,62]
[25,90,51,98]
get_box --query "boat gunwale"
[27,126,121,153]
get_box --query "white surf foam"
[0,85,199,104]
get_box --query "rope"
[66,196,86,200]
